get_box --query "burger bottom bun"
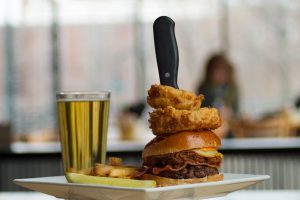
[140,173,224,187]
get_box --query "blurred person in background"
[295,96,300,136]
[196,53,239,138]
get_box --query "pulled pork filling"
[141,150,222,179]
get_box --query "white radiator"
[221,152,300,189]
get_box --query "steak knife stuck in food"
[153,16,179,89]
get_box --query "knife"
[153,16,179,88]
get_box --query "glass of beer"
[56,92,110,173]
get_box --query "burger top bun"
[142,130,221,159]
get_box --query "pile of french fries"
[74,157,139,179]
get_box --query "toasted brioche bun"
[142,130,221,159]
[141,173,224,187]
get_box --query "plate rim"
[14,173,270,192]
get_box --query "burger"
[139,130,223,186]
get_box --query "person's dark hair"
[296,97,300,109]
[200,53,235,86]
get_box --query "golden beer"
[56,92,110,173]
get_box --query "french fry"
[77,168,93,175]
[108,167,138,178]
[108,157,122,166]
[79,160,140,179]
[68,168,92,175]
[93,164,113,176]
[68,168,78,173]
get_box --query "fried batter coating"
[149,106,221,135]
[147,84,204,110]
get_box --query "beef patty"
[158,165,218,179]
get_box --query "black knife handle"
[153,16,179,88]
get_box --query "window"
[228,0,300,116]
[0,0,299,138]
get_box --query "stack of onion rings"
[147,85,221,135]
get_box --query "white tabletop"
[1,191,300,200]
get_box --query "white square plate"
[14,173,269,200]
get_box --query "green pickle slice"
[66,173,156,188]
